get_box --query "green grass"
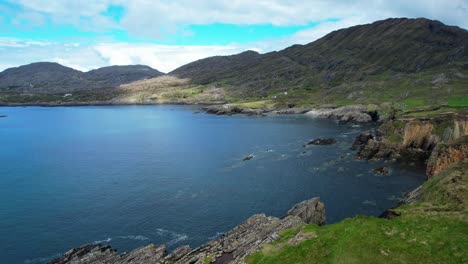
[203,256,213,264]
[402,99,427,109]
[231,100,276,109]
[448,96,468,107]
[246,162,468,264]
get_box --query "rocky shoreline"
[201,104,377,123]
[50,198,326,264]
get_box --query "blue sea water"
[0,105,425,263]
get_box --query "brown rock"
[286,197,326,225]
[427,136,468,178]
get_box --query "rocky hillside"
[0,63,164,94]
[170,18,468,102]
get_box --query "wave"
[167,234,188,246]
[92,237,112,244]
[156,228,188,246]
[118,235,150,241]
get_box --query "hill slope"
[0,63,164,94]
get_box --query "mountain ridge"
[169,17,468,97]
[0,63,164,93]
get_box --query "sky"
[0,0,467,73]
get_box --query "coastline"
[2,102,465,263]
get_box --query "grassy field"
[246,162,468,264]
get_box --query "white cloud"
[0,38,247,73]
[94,43,244,73]
[8,0,468,39]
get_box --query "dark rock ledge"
[50,197,325,264]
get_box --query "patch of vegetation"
[246,162,468,264]
[402,99,427,109]
[203,255,213,264]
[379,119,406,144]
[231,100,276,109]
[270,226,305,246]
[448,96,468,107]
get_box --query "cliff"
[353,112,468,166]
[427,135,468,177]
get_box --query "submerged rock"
[373,167,391,175]
[304,138,337,146]
[243,154,255,161]
[0,115,7,118]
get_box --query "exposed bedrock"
[352,114,468,166]
[50,197,326,264]
[427,135,468,178]
[305,105,377,123]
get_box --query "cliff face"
[402,121,439,150]
[427,136,468,178]
[353,113,468,168]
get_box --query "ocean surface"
[0,105,425,263]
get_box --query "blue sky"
[0,0,467,72]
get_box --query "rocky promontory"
[305,105,377,123]
[50,198,326,264]
[352,113,468,165]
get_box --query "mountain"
[170,18,468,98]
[0,63,163,93]
[85,65,164,88]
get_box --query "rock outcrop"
[49,244,168,264]
[352,114,468,166]
[50,198,326,264]
[304,138,337,146]
[203,105,268,116]
[426,136,468,178]
[306,105,374,123]
[286,197,326,225]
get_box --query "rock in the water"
[286,197,326,225]
[304,138,337,146]
[373,167,391,175]
[0,115,7,118]
[243,154,255,161]
[351,132,374,151]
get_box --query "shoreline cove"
[0,105,432,264]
